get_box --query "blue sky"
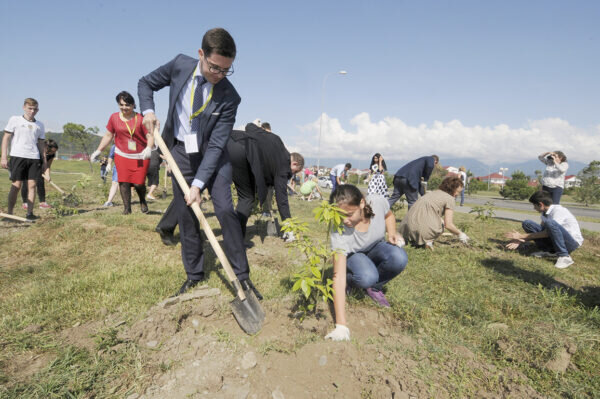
[2,0,599,167]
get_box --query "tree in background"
[574,160,600,206]
[534,170,543,187]
[467,178,487,195]
[500,170,536,200]
[425,165,448,191]
[62,123,99,172]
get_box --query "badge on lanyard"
[123,113,138,152]
[184,134,199,154]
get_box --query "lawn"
[0,161,599,398]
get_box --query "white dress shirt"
[545,204,584,246]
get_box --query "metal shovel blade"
[266,219,278,237]
[230,288,265,335]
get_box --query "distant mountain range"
[306,157,588,178]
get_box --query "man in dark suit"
[388,155,439,209]
[138,28,260,298]
[228,122,304,240]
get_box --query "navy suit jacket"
[394,156,436,193]
[138,54,241,186]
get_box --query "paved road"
[464,195,600,219]
[454,204,600,232]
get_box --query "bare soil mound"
[108,287,544,399]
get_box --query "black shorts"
[9,157,41,182]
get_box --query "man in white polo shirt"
[505,190,583,269]
[1,98,47,220]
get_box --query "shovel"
[153,126,265,335]
[0,212,33,223]
[46,177,79,207]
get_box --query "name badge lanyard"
[122,113,138,151]
[189,72,214,127]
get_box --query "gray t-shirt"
[330,195,390,256]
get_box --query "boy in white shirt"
[1,98,47,220]
[505,191,583,269]
[329,162,351,192]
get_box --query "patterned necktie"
[191,75,205,134]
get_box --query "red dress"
[106,112,150,185]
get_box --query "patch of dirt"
[3,351,57,383]
[112,291,545,399]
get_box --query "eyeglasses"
[204,58,234,76]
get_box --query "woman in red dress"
[91,91,154,214]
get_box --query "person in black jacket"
[229,122,304,241]
[155,122,304,246]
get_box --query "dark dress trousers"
[388,156,436,209]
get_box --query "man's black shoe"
[240,278,263,301]
[26,214,39,221]
[155,226,177,246]
[174,278,205,297]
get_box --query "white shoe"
[531,251,558,258]
[554,256,574,269]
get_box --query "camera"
[546,154,554,161]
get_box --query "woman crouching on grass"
[325,185,408,342]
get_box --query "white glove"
[90,150,101,162]
[141,147,152,160]
[325,324,350,341]
[106,163,112,173]
[282,231,296,243]
[458,232,470,244]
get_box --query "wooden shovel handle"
[153,126,246,301]
[49,181,65,194]
[0,212,32,223]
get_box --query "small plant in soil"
[281,200,345,320]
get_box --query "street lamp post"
[316,70,347,175]
[499,167,508,190]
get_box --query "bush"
[427,166,448,191]
[500,171,537,200]
[467,179,487,195]
[574,160,600,206]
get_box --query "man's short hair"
[345,163,352,169]
[116,91,136,106]
[432,155,439,163]
[529,191,553,206]
[261,122,271,131]
[24,98,38,107]
[202,28,236,59]
[291,153,304,170]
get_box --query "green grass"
[0,161,599,398]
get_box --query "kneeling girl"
[326,185,408,341]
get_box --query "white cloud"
[295,113,600,164]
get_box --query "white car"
[318,176,333,189]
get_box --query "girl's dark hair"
[329,184,375,219]
[115,91,136,107]
[554,151,567,162]
[438,176,463,196]
[369,153,387,172]
[46,139,58,150]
